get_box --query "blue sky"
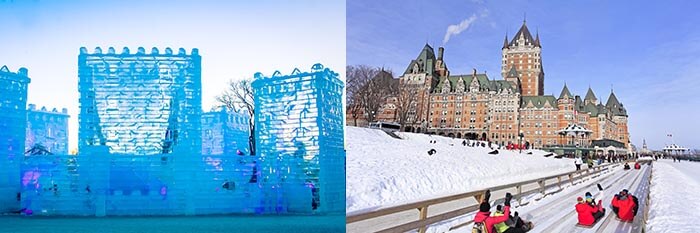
[348,0,700,150]
[0,0,345,151]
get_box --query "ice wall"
[252,64,345,213]
[26,105,70,155]
[202,106,250,156]
[0,65,30,212]
[19,153,261,216]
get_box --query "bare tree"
[395,82,419,131]
[216,79,256,155]
[346,65,376,126]
[346,65,398,125]
[345,65,366,126]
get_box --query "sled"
[523,221,534,232]
[614,216,633,223]
[575,218,601,228]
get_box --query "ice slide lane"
[528,165,650,233]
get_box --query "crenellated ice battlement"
[27,104,69,115]
[0,65,29,77]
[79,46,200,56]
[253,63,338,80]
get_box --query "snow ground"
[646,160,700,233]
[346,126,575,214]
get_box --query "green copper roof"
[507,66,519,78]
[583,103,599,116]
[584,87,597,101]
[403,44,436,75]
[605,91,627,116]
[433,73,519,93]
[521,95,557,109]
[559,84,573,99]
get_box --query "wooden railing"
[635,162,654,233]
[347,162,620,233]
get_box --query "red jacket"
[473,205,510,233]
[576,202,602,225]
[634,163,641,169]
[612,195,638,221]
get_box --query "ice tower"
[78,47,202,156]
[75,47,202,215]
[252,64,345,213]
[0,65,30,212]
[26,105,70,155]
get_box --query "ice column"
[252,64,345,213]
[0,66,30,212]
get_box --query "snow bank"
[647,160,700,232]
[346,126,575,213]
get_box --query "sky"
[348,0,700,150]
[0,0,345,152]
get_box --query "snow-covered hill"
[346,126,576,213]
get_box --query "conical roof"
[559,84,573,99]
[585,87,597,101]
[509,21,536,47]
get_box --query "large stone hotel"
[349,21,630,153]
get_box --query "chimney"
[438,47,444,60]
[62,108,68,114]
[28,104,36,111]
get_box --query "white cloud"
[442,10,487,45]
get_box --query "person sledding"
[575,195,605,227]
[634,162,641,169]
[623,163,631,170]
[584,192,597,208]
[492,204,534,233]
[472,190,514,233]
[611,189,638,222]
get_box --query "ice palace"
[0,47,345,216]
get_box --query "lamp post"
[519,132,524,153]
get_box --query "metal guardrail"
[347,162,619,233]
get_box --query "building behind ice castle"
[348,20,630,153]
[26,104,70,155]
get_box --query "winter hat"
[622,189,629,194]
[585,192,592,198]
[496,204,503,212]
[577,197,584,203]
[479,202,491,212]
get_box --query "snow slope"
[646,160,700,232]
[346,126,575,213]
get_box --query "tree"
[395,82,419,132]
[217,79,256,155]
[25,143,52,155]
[346,65,396,125]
